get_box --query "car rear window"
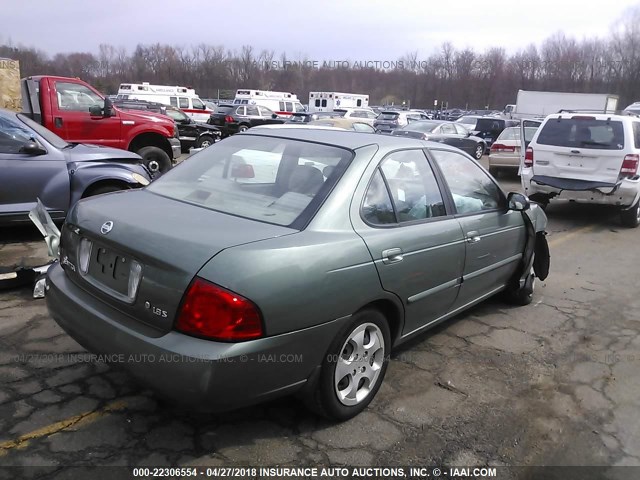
[475,119,504,131]
[633,123,640,149]
[379,112,400,120]
[536,118,625,150]
[147,135,353,228]
[215,105,234,114]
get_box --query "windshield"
[289,115,307,123]
[215,105,234,114]
[536,118,624,150]
[379,112,400,120]
[166,109,189,122]
[147,135,353,228]
[17,113,69,149]
[402,121,439,133]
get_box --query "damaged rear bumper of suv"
[522,172,640,208]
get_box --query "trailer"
[308,92,369,112]
[505,90,618,120]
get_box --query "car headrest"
[289,165,325,196]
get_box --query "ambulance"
[308,92,369,112]
[116,83,212,122]
[233,89,305,117]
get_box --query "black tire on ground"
[83,184,127,198]
[474,143,484,160]
[238,124,250,133]
[305,308,391,421]
[136,146,172,176]
[620,201,640,228]
[196,135,216,148]
[505,267,536,306]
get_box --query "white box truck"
[505,90,619,120]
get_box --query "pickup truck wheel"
[621,200,640,228]
[137,146,172,175]
[196,135,215,148]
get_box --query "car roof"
[543,112,635,121]
[244,127,431,150]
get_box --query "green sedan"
[45,128,549,421]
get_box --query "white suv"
[521,112,640,227]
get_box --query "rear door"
[352,149,465,336]
[518,119,542,175]
[531,116,626,183]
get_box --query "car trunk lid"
[61,190,295,336]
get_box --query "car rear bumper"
[45,263,347,411]
[522,170,640,207]
[488,154,519,168]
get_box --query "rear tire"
[238,124,249,133]
[621,201,640,228]
[136,146,172,177]
[305,308,390,421]
[474,143,484,160]
[196,135,216,148]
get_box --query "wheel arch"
[128,132,172,158]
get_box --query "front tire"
[474,143,484,160]
[136,146,172,176]
[305,308,390,421]
[620,201,640,228]
[505,266,536,306]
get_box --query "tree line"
[2,6,640,109]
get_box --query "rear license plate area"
[89,245,131,296]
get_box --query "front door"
[352,149,465,336]
[429,149,526,307]
[52,80,121,148]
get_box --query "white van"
[308,92,369,112]
[116,83,212,122]
[233,89,305,117]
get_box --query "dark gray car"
[393,120,488,160]
[45,129,549,420]
[0,108,151,225]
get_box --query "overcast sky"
[2,0,639,60]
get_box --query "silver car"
[46,129,549,420]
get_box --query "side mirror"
[466,131,471,137]
[19,141,47,156]
[89,105,103,116]
[507,192,530,211]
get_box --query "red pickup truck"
[21,76,181,174]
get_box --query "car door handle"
[382,248,403,264]
[466,231,481,243]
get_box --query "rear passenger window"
[362,169,396,225]
[179,97,189,109]
[362,150,447,225]
[169,97,178,107]
[321,99,327,107]
[315,99,321,107]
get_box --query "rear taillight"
[490,143,516,153]
[175,277,263,341]
[621,154,639,178]
[224,115,234,123]
[524,147,534,168]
